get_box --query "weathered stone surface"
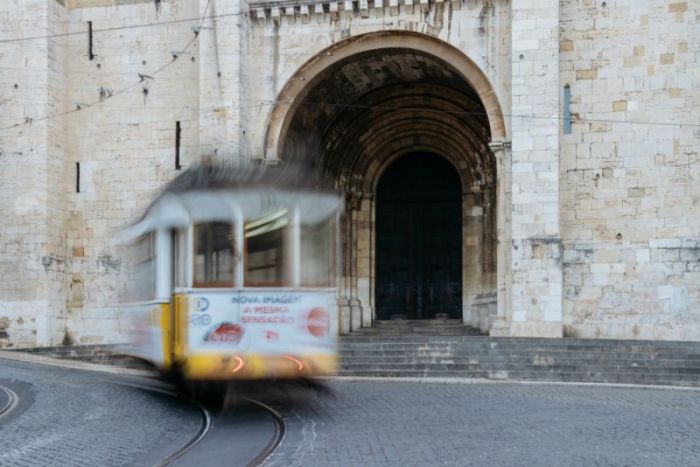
[0,0,697,346]
[560,0,699,341]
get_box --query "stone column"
[357,195,373,328]
[462,186,484,328]
[509,0,563,337]
[347,193,363,331]
[338,295,352,335]
[489,140,512,336]
[338,194,356,335]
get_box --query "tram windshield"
[194,222,236,287]
[121,164,342,295]
[245,209,288,287]
[300,215,336,287]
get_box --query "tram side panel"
[123,301,172,370]
[121,231,174,371]
[179,289,338,380]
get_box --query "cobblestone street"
[0,360,202,467]
[1,0,699,465]
[270,380,700,467]
[2,357,700,466]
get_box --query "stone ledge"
[0,348,156,377]
[323,375,700,391]
[61,0,153,9]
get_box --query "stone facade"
[0,0,697,347]
[560,0,700,340]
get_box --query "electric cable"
[0,9,238,44]
[1,5,698,132]
[0,0,212,133]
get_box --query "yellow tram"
[121,163,341,382]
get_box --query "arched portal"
[376,153,462,320]
[264,32,507,334]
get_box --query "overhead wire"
[0,8,239,44]
[265,98,700,128]
[195,97,700,130]
[0,0,212,133]
[3,93,698,134]
[0,9,447,45]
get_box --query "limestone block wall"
[197,0,249,160]
[1,0,697,347]
[560,0,700,340]
[1,0,247,347]
[46,2,72,347]
[0,1,70,347]
[507,0,563,337]
[57,0,201,346]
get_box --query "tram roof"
[121,162,342,239]
[161,161,331,194]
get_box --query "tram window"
[193,222,235,287]
[245,209,288,287]
[131,232,155,301]
[301,216,336,287]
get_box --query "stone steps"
[341,335,700,346]
[339,362,700,374]
[14,331,700,387]
[351,330,481,336]
[338,356,700,367]
[338,349,700,361]
[338,367,700,378]
[338,322,700,386]
[338,345,700,360]
[358,320,482,336]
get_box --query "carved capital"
[346,192,363,211]
[488,139,512,152]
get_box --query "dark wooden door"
[376,153,462,320]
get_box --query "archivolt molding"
[262,31,506,331]
[263,30,506,164]
[317,83,494,193]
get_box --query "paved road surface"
[268,380,700,466]
[0,359,201,466]
[1,357,700,466]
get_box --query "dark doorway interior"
[376,153,462,320]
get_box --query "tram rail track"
[0,383,19,419]
[242,397,286,467]
[115,381,213,467]
[117,380,286,467]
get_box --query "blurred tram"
[121,163,341,383]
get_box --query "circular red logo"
[307,307,329,337]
